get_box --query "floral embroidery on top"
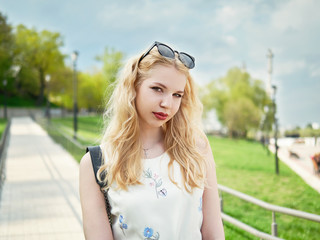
[119,215,128,235]
[143,227,160,240]
[198,197,202,212]
[143,168,167,198]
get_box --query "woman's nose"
[160,95,173,108]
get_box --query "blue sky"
[1,0,319,129]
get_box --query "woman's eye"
[173,93,182,98]
[151,87,162,92]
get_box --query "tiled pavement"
[0,117,84,239]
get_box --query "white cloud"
[275,59,306,76]
[271,0,320,32]
[213,3,254,31]
[309,64,320,78]
[96,0,191,31]
[223,35,237,46]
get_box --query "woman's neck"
[140,127,165,158]
[140,127,163,147]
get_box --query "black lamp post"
[71,51,79,140]
[262,105,270,153]
[45,74,51,121]
[272,85,279,175]
[3,79,7,119]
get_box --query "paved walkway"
[0,117,84,240]
[270,142,320,194]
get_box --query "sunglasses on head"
[138,41,195,69]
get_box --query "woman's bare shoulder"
[80,151,91,166]
[79,151,94,178]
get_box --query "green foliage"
[95,47,124,102]
[0,12,15,93]
[14,24,65,105]
[0,11,124,112]
[45,66,73,109]
[201,67,272,138]
[285,126,320,138]
[47,47,124,111]
[223,97,260,137]
[0,94,36,107]
[78,71,107,111]
[96,47,123,84]
[300,128,320,138]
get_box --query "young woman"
[79,41,225,240]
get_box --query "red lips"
[153,112,168,120]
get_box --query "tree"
[306,123,313,129]
[223,97,260,137]
[0,12,15,94]
[201,67,271,138]
[95,47,123,102]
[78,71,107,112]
[48,47,124,112]
[14,24,65,105]
[45,66,73,110]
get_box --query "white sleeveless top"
[108,152,204,240]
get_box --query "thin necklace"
[143,142,159,159]
[142,133,164,159]
[143,148,149,158]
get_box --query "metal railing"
[221,213,283,240]
[218,184,320,239]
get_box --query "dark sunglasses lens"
[179,53,195,69]
[157,44,175,59]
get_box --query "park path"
[270,142,320,194]
[0,117,84,240]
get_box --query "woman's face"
[136,64,187,130]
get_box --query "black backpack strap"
[86,146,104,188]
[86,146,112,226]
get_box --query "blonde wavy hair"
[98,46,209,193]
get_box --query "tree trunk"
[36,68,45,106]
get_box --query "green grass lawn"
[47,115,320,239]
[37,116,104,162]
[210,136,320,240]
[0,119,7,139]
[51,116,105,145]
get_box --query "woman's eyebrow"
[152,82,184,93]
